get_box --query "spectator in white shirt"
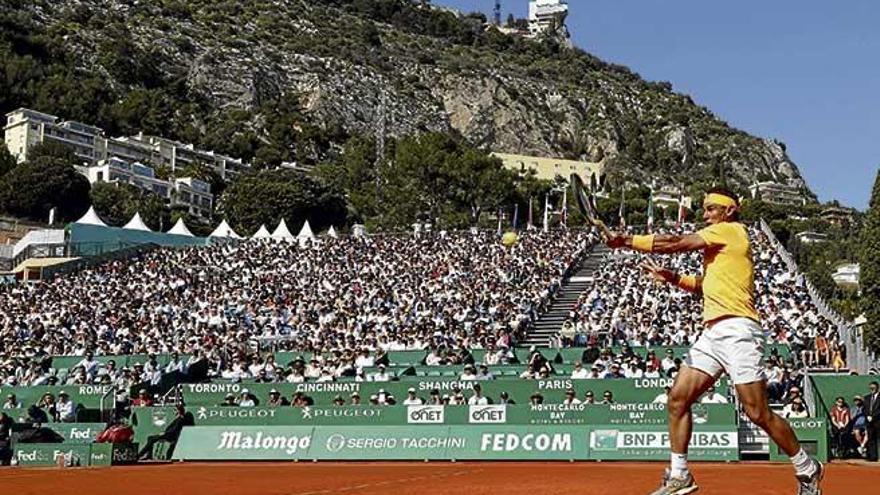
[355,350,375,369]
[562,389,582,405]
[55,392,76,422]
[660,349,677,373]
[164,352,187,374]
[370,364,391,382]
[2,394,22,410]
[783,398,809,418]
[460,365,478,381]
[571,361,589,379]
[425,350,443,366]
[75,352,99,380]
[403,388,424,405]
[467,384,489,405]
[653,386,671,404]
[238,389,256,407]
[476,364,495,381]
[701,386,729,404]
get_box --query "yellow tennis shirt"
[696,221,759,323]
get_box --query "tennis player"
[606,187,823,495]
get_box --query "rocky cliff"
[3,0,809,192]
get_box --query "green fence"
[171,424,739,461]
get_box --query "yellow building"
[492,152,604,185]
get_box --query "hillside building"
[4,108,246,181]
[77,158,213,219]
[492,152,603,186]
[528,0,570,39]
[748,180,806,206]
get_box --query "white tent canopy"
[210,219,242,239]
[327,226,338,239]
[167,218,194,237]
[123,212,151,232]
[297,219,315,239]
[74,206,107,227]
[271,219,295,241]
[251,224,271,239]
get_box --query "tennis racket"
[570,173,613,240]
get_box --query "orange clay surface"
[1,461,877,495]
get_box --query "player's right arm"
[606,232,707,254]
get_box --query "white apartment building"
[172,177,213,219]
[4,108,99,163]
[4,108,247,180]
[748,180,807,206]
[77,158,213,219]
[528,0,569,38]
[127,133,246,180]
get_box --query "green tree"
[858,169,880,353]
[220,169,347,235]
[90,182,171,230]
[0,142,16,177]
[0,143,90,222]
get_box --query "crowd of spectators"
[0,231,593,388]
[558,225,846,372]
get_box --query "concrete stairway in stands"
[521,244,609,347]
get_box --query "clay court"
[1,461,877,495]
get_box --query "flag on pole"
[561,187,568,228]
[527,197,534,230]
[497,208,503,235]
[618,189,626,229]
[676,192,687,228]
[542,194,549,233]
[512,203,519,229]
[48,207,56,226]
[646,188,654,233]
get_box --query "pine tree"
[858,168,880,353]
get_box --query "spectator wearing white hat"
[371,364,391,382]
[460,365,478,381]
[403,388,423,405]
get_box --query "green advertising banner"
[14,444,91,466]
[0,384,113,410]
[176,377,727,407]
[172,424,738,461]
[12,443,138,466]
[50,423,106,444]
[172,426,316,460]
[172,425,588,461]
[588,425,739,461]
[769,418,828,463]
[310,425,589,461]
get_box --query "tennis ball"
[501,231,519,247]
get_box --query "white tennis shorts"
[686,317,766,385]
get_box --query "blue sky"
[436,1,879,209]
